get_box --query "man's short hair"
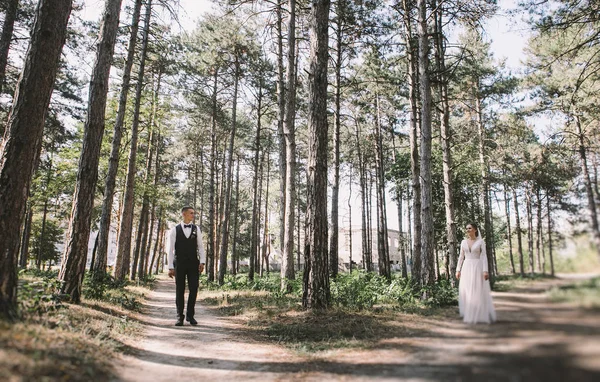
[181,206,195,213]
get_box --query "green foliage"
[83,272,126,300]
[204,271,457,311]
[17,269,63,317]
[29,218,64,266]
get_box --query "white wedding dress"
[457,238,496,324]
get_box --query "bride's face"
[466,225,477,239]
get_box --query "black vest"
[174,224,198,262]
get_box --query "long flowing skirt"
[458,258,496,324]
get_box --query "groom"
[166,206,205,326]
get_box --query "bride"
[455,223,496,324]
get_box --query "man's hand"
[199,263,205,274]
[168,269,175,279]
[455,271,461,280]
[483,272,489,281]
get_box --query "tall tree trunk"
[433,1,458,285]
[95,0,142,277]
[355,122,370,271]
[231,156,240,275]
[37,198,49,269]
[504,183,516,274]
[397,189,407,278]
[256,149,266,277]
[475,90,494,286]
[0,0,18,96]
[218,56,240,285]
[348,179,354,272]
[276,0,287,262]
[536,187,544,274]
[546,193,555,276]
[303,0,331,309]
[526,187,535,276]
[281,0,297,292]
[19,203,33,268]
[249,85,263,281]
[536,187,546,275]
[329,0,343,279]
[114,0,152,281]
[375,93,390,280]
[402,0,421,282]
[59,0,122,302]
[514,189,524,276]
[89,233,99,273]
[207,69,219,282]
[261,154,271,277]
[417,0,434,286]
[148,207,162,276]
[575,115,600,261]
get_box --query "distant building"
[337,227,409,272]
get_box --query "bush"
[330,271,388,310]
[18,270,63,317]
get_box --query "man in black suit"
[165,206,205,326]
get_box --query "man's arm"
[197,226,205,273]
[166,227,176,278]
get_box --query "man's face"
[182,209,195,223]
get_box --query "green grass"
[199,271,458,354]
[548,277,600,308]
[0,270,153,381]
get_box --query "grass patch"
[493,273,555,292]
[548,277,600,308]
[199,271,458,354]
[0,269,153,381]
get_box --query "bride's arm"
[456,241,465,277]
[480,241,489,278]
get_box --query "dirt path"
[115,274,600,381]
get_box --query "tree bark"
[433,1,458,285]
[249,83,263,281]
[514,189,525,276]
[114,0,152,282]
[329,0,343,279]
[504,183,516,274]
[276,0,287,262]
[281,0,297,292]
[0,0,72,317]
[0,0,18,96]
[475,88,494,285]
[19,203,33,268]
[59,0,124,302]
[402,0,421,282]
[94,0,143,277]
[575,115,600,262]
[231,156,240,275]
[303,0,331,309]
[526,187,535,276]
[417,0,435,286]
[536,187,544,274]
[207,68,219,282]
[546,192,555,276]
[218,54,240,285]
[375,93,390,280]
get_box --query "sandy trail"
[115,274,600,381]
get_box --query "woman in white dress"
[455,223,496,324]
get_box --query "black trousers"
[175,258,199,319]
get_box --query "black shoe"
[186,316,198,325]
[175,317,184,326]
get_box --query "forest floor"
[114,273,600,381]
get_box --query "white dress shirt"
[165,222,206,270]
